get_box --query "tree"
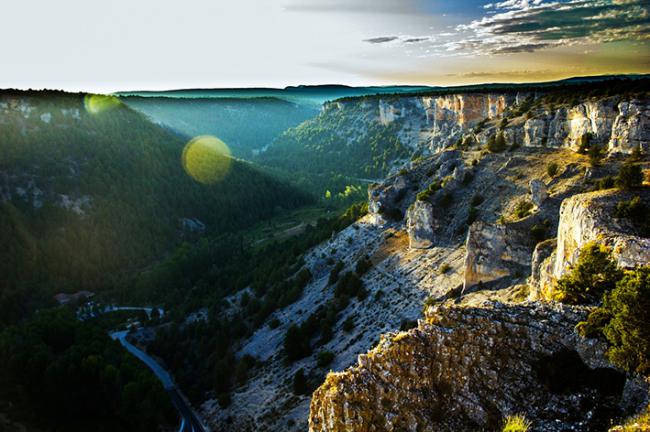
[488,132,507,153]
[292,368,309,395]
[555,242,623,304]
[616,163,643,190]
[602,267,650,374]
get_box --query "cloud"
[364,36,399,44]
[363,0,650,56]
[453,0,650,55]
[363,35,432,45]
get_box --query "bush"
[488,132,507,153]
[342,316,355,332]
[594,176,616,190]
[328,261,344,284]
[588,144,605,167]
[439,263,451,274]
[555,242,623,304]
[439,192,453,208]
[616,163,644,189]
[292,369,309,395]
[547,163,559,178]
[602,266,650,374]
[530,224,547,244]
[579,266,650,375]
[355,257,372,276]
[284,324,311,361]
[502,414,531,432]
[268,318,281,329]
[471,194,484,207]
[466,206,478,225]
[462,171,474,185]
[615,196,649,236]
[316,350,335,368]
[513,200,534,219]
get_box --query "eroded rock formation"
[532,190,650,300]
[309,302,647,432]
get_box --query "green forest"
[0,91,312,327]
[257,101,410,201]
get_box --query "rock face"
[529,179,548,207]
[532,190,650,299]
[368,174,409,224]
[463,221,532,290]
[327,94,649,156]
[406,200,435,249]
[309,302,647,432]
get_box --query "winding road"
[111,330,207,432]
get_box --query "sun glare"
[84,94,121,114]
[182,135,232,184]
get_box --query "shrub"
[555,242,623,304]
[466,206,478,225]
[616,163,644,189]
[530,224,547,244]
[513,200,534,219]
[614,196,649,236]
[462,171,474,185]
[594,176,616,190]
[328,261,344,284]
[488,132,507,153]
[399,319,418,331]
[471,194,484,207]
[502,414,531,432]
[588,144,605,167]
[342,316,355,332]
[292,369,309,395]
[439,263,451,274]
[268,318,281,329]
[284,325,311,361]
[355,257,372,276]
[316,350,335,367]
[602,266,650,374]
[547,163,559,178]
[439,192,453,208]
[499,118,509,129]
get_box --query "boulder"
[529,179,548,207]
[406,200,435,249]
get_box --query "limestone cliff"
[329,94,649,156]
[531,189,650,300]
[309,302,647,432]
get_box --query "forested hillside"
[256,101,410,201]
[121,96,319,157]
[0,90,311,326]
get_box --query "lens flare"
[84,94,121,114]
[182,135,232,184]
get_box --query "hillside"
[256,76,649,201]
[0,90,311,325]
[140,80,649,431]
[120,96,319,158]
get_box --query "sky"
[2,0,649,92]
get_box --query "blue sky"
[1,0,648,92]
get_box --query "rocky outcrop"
[368,174,409,224]
[609,100,650,153]
[406,200,435,249]
[329,93,649,156]
[463,221,532,291]
[532,190,650,300]
[529,179,548,207]
[309,302,647,432]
